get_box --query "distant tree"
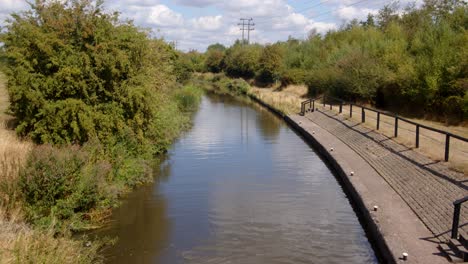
[377,2,400,28]
[361,14,376,27]
[205,49,225,73]
[257,44,284,83]
[223,44,262,78]
[207,43,226,52]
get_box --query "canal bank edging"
[248,94,449,264]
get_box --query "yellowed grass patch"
[249,83,468,175]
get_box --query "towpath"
[290,107,467,263]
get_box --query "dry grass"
[250,84,468,175]
[0,71,32,212]
[250,85,308,114]
[0,72,100,263]
[0,207,101,264]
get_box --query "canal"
[95,93,378,263]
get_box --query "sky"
[0,0,423,51]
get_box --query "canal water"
[96,93,378,263]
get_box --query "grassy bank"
[0,70,203,263]
[0,1,204,260]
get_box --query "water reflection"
[98,93,378,264]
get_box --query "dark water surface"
[96,94,378,264]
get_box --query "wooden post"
[362,108,365,123]
[416,125,420,148]
[377,112,380,130]
[445,134,450,162]
[451,203,461,239]
[394,117,398,137]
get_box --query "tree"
[205,49,225,73]
[207,43,226,52]
[257,44,284,83]
[1,0,176,146]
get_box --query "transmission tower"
[238,18,255,44]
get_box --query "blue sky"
[1,0,423,51]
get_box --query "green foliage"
[174,85,204,112]
[1,0,184,147]
[280,68,307,86]
[207,43,226,52]
[19,146,97,227]
[205,50,225,73]
[257,44,284,83]
[202,1,467,122]
[1,0,204,235]
[196,73,250,96]
[223,44,262,78]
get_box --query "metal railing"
[300,95,468,162]
[451,196,468,239]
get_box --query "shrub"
[280,68,307,86]
[223,44,262,78]
[205,50,225,73]
[174,85,204,112]
[1,0,178,148]
[256,44,284,84]
[19,146,99,227]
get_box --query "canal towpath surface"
[289,107,467,263]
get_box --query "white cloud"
[146,5,184,27]
[334,6,379,21]
[0,0,29,25]
[0,0,424,51]
[191,15,223,31]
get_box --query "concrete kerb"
[248,94,450,264]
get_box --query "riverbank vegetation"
[188,0,468,124]
[0,1,202,262]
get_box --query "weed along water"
[95,93,378,264]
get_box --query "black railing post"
[416,125,420,148]
[361,108,365,123]
[309,100,312,112]
[301,102,305,115]
[350,104,353,118]
[377,112,380,130]
[445,134,450,162]
[312,100,315,112]
[451,203,461,239]
[394,116,398,137]
[339,102,343,113]
[330,103,332,110]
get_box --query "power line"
[256,0,376,26]
[255,0,332,24]
[238,18,255,44]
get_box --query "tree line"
[181,0,467,123]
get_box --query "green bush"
[19,146,99,227]
[280,68,307,86]
[223,44,262,78]
[256,44,284,84]
[174,85,204,112]
[1,0,180,148]
[205,50,225,73]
